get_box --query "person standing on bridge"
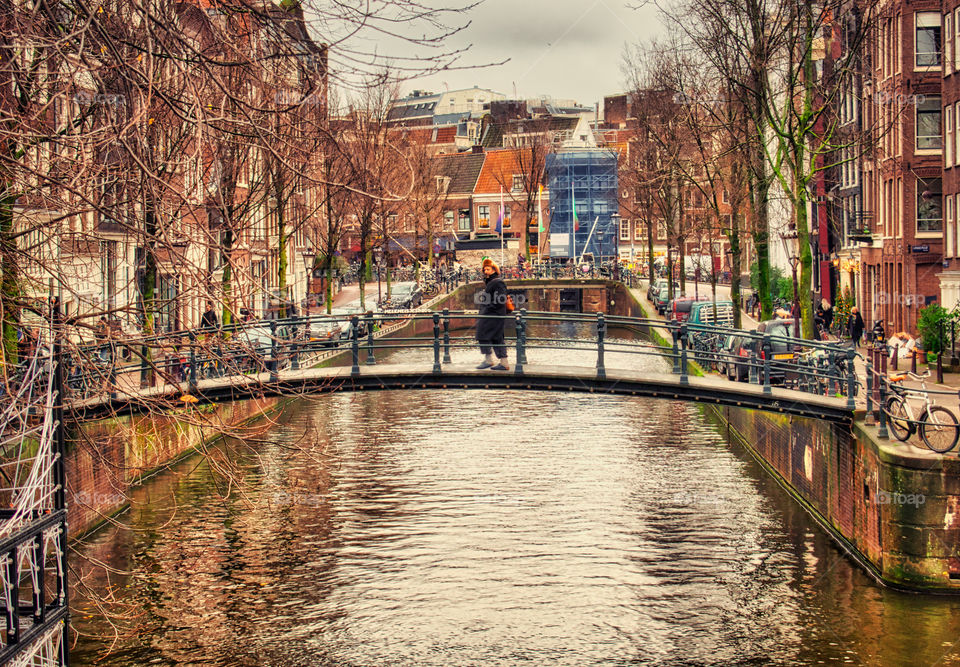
[847,306,864,348]
[476,258,509,371]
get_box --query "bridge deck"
[69,363,853,423]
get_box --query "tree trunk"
[1,192,19,367]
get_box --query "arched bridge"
[64,310,861,424]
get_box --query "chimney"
[471,145,484,154]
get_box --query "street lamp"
[610,212,621,265]
[301,249,315,312]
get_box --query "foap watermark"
[875,490,926,506]
[271,490,322,507]
[73,92,127,107]
[72,490,126,506]
[274,90,324,106]
[873,91,927,107]
[874,291,929,306]
[474,291,526,307]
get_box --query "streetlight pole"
[789,253,800,339]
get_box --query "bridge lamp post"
[788,253,801,339]
[301,250,315,311]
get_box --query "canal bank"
[626,285,960,592]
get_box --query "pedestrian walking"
[200,301,220,332]
[476,258,509,371]
[820,298,833,333]
[847,306,865,348]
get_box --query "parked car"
[718,333,749,381]
[380,281,423,309]
[730,319,798,384]
[231,323,296,372]
[647,278,669,302]
[654,283,680,315]
[687,300,736,328]
[306,317,343,348]
[671,296,709,322]
[330,306,370,339]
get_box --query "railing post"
[515,311,525,375]
[351,316,360,376]
[269,320,279,382]
[749,343,758,385]
[108,338,117,399]
[846,346,857,411]
[433,312,442,374]
[671,323,681,375]
[519,308,528,365]
[891,344,898,370]
[188,331,198,392]
[762,334,772,395]
[679,323,689,385]
[291,317,301,371]
[442,308,452,364]
[365,313,376,365]
[596,312,606,379]
[865,357,874,425]
[877,376,889,440]
[938,318,944,384]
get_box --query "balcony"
[846,210,874,243]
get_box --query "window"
[955,8,960,71]
[388,213,398,230]
[501,205,511,228]
[948,106,955,167]
[657,219,667,240]
[947,13,954,76]
[917,177,943,232]
[916,12,942,68]
[444,210,454,228]
[634,220,643,240]
[478,204,490,228]
[955,102,960,166]
[458,210,470,232]
[722,189,729,204]
[948,195,956,257]
[511,174,523,191]
[436,176,450,194]
[916,96,942,150]
[620,218,630,240]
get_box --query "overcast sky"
[321,0,666,110]
[407,0,665,107]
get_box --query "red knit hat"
[482,258,499,273]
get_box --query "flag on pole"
[498,186,505,266]
[572,184,580,232]
[537,184,544,233]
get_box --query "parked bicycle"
[884,371,960,453]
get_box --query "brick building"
[859,0,944,334]
[940,0,960,309]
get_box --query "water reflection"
[71,350,960,665]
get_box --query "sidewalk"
[634,280,960,433]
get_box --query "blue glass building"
[545,150,619,260]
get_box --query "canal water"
[71,332,960,665]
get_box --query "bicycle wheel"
[920,406,960,453]
[885,396,912,442]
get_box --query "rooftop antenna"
[512,81,517,99]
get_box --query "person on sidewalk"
[847,306,864,348]
[476,258,509,371]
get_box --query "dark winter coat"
[848,312,864,340]
[821,305,834,330]
[476,273,508,341]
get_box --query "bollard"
[762,334,772,394]
[188,331,198,392]
[846,347,857,411]
[865,358,874,425]
[877,377,889,440]
[351,316,360,376]
[442,309,452,364]
[596,312,606,379]
[515,311,525,375]
[671,324,681,375]
[366,313,376,365]
[892,344,898,370]
[679,323,689,385]
[433,312,441,373]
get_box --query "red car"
[671,296,710,322]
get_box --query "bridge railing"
[61,308,859,409]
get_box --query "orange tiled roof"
[474,148,534,195]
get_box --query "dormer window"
[436,176,451,194]
[512,175,523,191]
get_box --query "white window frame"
[948,195,956,258]
[916,95,943,151]
[947,13,954,76]
[916,12,943,70]
[477,204,490,228]
[948,105,955,167]
[620,218,630,240]
[955,8,960,71]
[511,174,523,191]
[634,220,643,241]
